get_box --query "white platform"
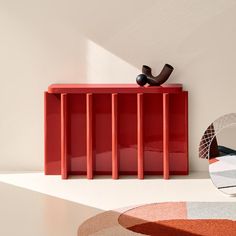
[0,171,235,211]
[0,172,236,236]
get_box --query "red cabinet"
[44,84,188,179]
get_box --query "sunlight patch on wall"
[86,40,140,84]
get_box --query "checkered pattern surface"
[199,113,236,159]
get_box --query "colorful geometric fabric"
[78,202,236,235]
[199,113,236,159]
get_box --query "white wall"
[1,0,236,171]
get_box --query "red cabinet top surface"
[48,83,183,94]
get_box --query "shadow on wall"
[67,0,236,81]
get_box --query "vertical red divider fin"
[86,93,93,179]
[163,93,170,179]
[184,91,189,174]
[61,93,68,179]
[44,92,48,175]
[112,93,118,179]
[137,93,144,179]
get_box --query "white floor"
[0,171,236,236]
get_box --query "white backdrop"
[0,0,236,171]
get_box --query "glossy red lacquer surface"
[45,84,188,179]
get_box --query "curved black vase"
[143,64,174,86]
[136,64,174,86]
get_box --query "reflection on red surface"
[209,158,219,164]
